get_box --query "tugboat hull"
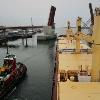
[0,62,27,99]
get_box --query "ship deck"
[58,82,100,100]
[56,36,100,100]
[58,37,92,71]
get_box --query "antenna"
[31,17,33,26]
[31,17,34,32]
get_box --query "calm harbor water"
[0,37,56,100]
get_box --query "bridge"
[0,25,43,30]
[0,25,43,46]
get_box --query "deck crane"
[66,5,100,81]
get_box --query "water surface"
[0,38,55,100]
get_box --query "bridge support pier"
[25,29,28,47]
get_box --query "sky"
[0,0,100,27]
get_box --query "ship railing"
[80,49,92,54]
[58,48,92,54]
[51,66,58,100]
[59,49,75,53]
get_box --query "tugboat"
[0,52,27,99]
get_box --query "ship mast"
[89,3,94,25]
[91,7,100,81]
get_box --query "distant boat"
[6,30,20,40]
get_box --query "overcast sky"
[0,0,100,27]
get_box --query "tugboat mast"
[6,40,9,54]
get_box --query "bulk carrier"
[52,4,100,100]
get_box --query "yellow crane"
[66,7,100,81]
